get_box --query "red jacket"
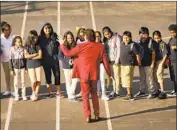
[60,42,111,81]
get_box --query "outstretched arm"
[60,44,79,57]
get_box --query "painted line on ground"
[4,98,13,130]
[56,2,61,130]
[21,1,28,39]
[89,2,113,130]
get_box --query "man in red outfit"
[60,29,112,123]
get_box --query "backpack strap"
[148,38,152,49]
[130,42,134,51]
[113,33,122,48]
[113,33,117,48]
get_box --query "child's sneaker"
[101,94,110,101]
[14,96,19,101]
[30,93,38,101]
[22,96,28,101]
[2,91,11,96]
[122,94,134,101]
[158,91,167,99]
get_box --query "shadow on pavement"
[1,1,44,15]
[97,105,176,122]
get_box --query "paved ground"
[0,1,176,130]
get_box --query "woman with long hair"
[59,31,79,102]
[24,30,42,101]
[38,23,63,98]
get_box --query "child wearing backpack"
[9,36,27,101]
[102,26,122,98]
[120,31,141,101]
[134,27,158,99]
[152,30,168,99]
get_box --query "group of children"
[1,21,177,102]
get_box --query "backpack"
[130,38,153,65]
[113,33,122,48]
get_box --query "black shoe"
[152,90,161,97]
[46,94,55,98]
[122,94,134,101]
[114,93,120,97]
[158,91,167,99]
[109,91,119,98]
[134,91,146,97]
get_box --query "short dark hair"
[102,26,113,43]
[152,30,162,38]
[102,26,113,35]
[139,27,149,35]
[123,31,132,39]
[168,24,177,32]
[84,29,95,42]
[1,21,7,28]
[1,23,11,32]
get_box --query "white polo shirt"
[1,33,14,62]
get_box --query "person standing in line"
[73,27,86,98]
[119,31,141,101]
[76,27,86,44]
[9,36,27,101]
[95,31,110,101]
[58,31,80,102]
[38,23,63,98]
[60,29,112,123]
[152,30,168,99]
[134,27,158,99]
[24,30,42,101]
[102,26,122,98]
[167,24,177,97]
[1,22,14,96]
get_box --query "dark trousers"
[43,63,60,85]
[170,62,177,92]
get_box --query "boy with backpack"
[134,27,158,99]
[152,30,169,99]
[120,31,141,101]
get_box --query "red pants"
[80,80,100,118]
